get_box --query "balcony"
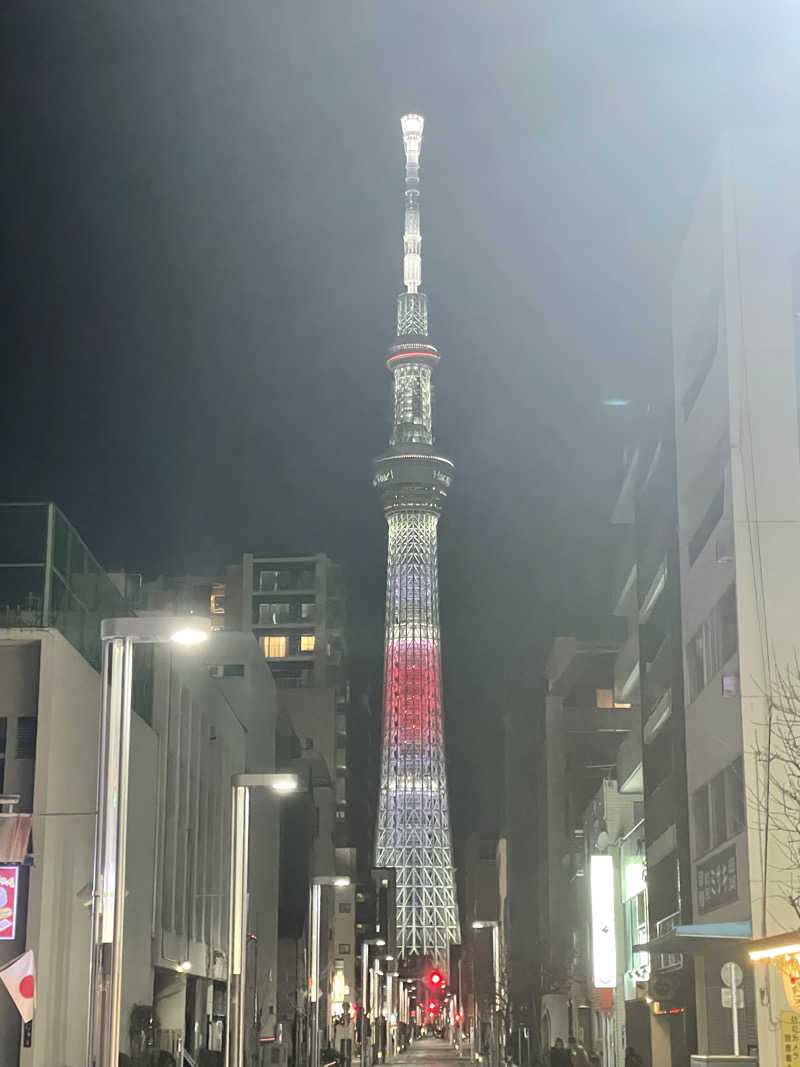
[0,502,132,670]
[562,706,634,734]
[652,912,683,972]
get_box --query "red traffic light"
[428,1001,438,1013]
[429,970,443,987]
[454,1012,462,1023]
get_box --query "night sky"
[2,2,798,845]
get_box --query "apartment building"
[672,130,800,1063]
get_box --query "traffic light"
[429,970,443,988]
[428,1001,438,1015]
[454,1011,462,1024]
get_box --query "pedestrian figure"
[551,1037,571,1067]
[568,1037,589,1067]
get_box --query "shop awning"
[634,921,753,956]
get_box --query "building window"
[16,717,36,760]
[726,758,746,836]
[688,481,725,566]
[300,634,316,653]
[258,570,280,592]
[261,636,287,658]
[259,602,291,625]
[685,584,738,702]
[596,689,614,709]
[338,944,351,955]
[693,785,711,856]
[300,602,315,620]
[339,903,352,913]
[693,757,746,858]
[710,771,727,847]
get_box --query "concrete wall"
[16,630,100,1067]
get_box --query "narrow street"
[389,1038,463,1067]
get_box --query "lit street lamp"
[87,616,211,1067]
[360,938,386,1067]
[472,920,501,1067]
[309,874,351,1067]
[227,772,302,1067]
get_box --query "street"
[389,1038,462,1067]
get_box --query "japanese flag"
[0,950,35,1022]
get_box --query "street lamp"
[309,874,352,1067]
[227,772,302,1067]
[472,921,501,1067]
[360,938,386,1067]
[87,616,210,1067]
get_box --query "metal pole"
[226,784,250,1067]
[309,882,322,1067]
[361,943,370,1067]
[86,635,133,1067]
[730,970,740,1056]
[491,925,501,1067]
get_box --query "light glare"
[270,775,299,795]
[170,627,209,646]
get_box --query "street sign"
[721,988,743,1009]
[720,960,742,1055]
[721,961,743,987]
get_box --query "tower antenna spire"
[396,114,429,337]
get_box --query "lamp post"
[309,874,352,1067]
[226,772,301,1067]
[87,616,211,1067]
[359,938,385,1067]
[472,921,501,1067]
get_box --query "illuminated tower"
[373,115,460,970]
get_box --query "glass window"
[259,602,291,625]
[261,636,287,658]
[693,785,710,856]
[710,771,727,847]
[300,602,315,619]
[300,634,316,652]
[596,689,614,709]
[686,584,737,702]
[726,757,746,836]
[258,570,279,592]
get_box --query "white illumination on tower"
[373,116,460,973]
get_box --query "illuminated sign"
[0,866,19,940]
[590,855,616,989]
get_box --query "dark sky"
[2,2,798,842]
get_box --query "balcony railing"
[652,912,683,972]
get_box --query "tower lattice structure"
[373,115,460,971]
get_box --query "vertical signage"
[0,866,18,940]
[590,855,616,989]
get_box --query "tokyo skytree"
[373,115,460,971]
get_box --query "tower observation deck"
[372,115,460,972]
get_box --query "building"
[372,114,460,975]
[0,503,283,1066]
[669,130,800,1064]
[139,555,360,1064]
[607,407,698,1067]
[499,659,547,1066]
[538,628,631,1055]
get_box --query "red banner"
[0,867,19,940]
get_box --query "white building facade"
[673,130,800,1063]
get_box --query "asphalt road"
[389,1038,463,1066]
